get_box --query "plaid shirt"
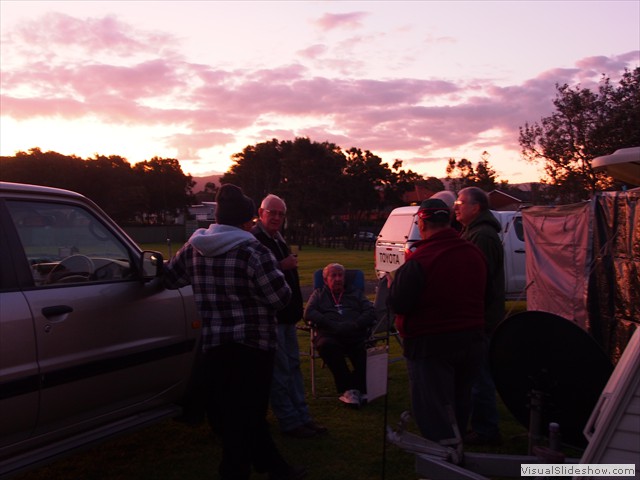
[163,236,291,352]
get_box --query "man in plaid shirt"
[164,184,305,480]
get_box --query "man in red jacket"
[388,198,487,445]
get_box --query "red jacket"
[389,227,486,337]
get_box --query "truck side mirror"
[141,251,164,280]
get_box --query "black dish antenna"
[490,311,613,449]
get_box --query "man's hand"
[280,254,298,271]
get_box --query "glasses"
[264,209,286,218]
[414,213,427,225]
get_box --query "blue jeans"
[270,324,312,432]
[470,335,500,438]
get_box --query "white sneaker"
[338,389,361,406]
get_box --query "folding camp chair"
[306,269,366,398]
[305,269,398,401]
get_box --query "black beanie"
[215,184,255,226]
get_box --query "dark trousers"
[470,334,500,438]
[316,337,367,394]
[204,343,289,480]
[405,332,484,443]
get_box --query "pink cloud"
[7,12,176,57]
[314,12,369,31]
[0,95,89,119]
[165,131,236,161]
[297,44,328,59]
[2,12,637,175]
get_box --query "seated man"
[303,263,376,407]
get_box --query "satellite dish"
[490,311,613,448]
[592,146,640,186]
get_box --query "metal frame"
[387,411,580,480]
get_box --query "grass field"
[13,245,534,480]
[149,242,380,287]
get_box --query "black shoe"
[282,425,316,439]
[304,421,328,434]
[268,465,307,480]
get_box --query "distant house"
[488,184,542,210]
[187,201,216,222]
[488,190,525,211]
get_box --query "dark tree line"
[220,137,425,229]
[0,148,194,224]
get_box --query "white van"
[374,206,526,300]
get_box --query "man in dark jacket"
[164,185,305,480]
[454,186,505,445]
[388,198,486,445]
[253,194,326,439]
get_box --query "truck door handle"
[42,305,74,317]
[514,249,525,254]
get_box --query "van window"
[378,213,416,243]
[513,216,524,242]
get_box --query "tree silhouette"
[519,67,639,202]
[475,152,499,191]
[132,157,195,223]
[446,153,501,193]
[446,157,475,192]
[221,139,283,204]
[0,149,195,224]
[343,147,391,224]
[279,137,347,226]
[85,154,145,222]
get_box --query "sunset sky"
[1,1,638,183]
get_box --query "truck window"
[6,201,134,286]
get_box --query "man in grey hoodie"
[163,184,306,480]
[454,186,505,446]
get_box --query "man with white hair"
[253,194,327,439]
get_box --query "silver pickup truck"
[374,206,526,301]
[0,182,200,478]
